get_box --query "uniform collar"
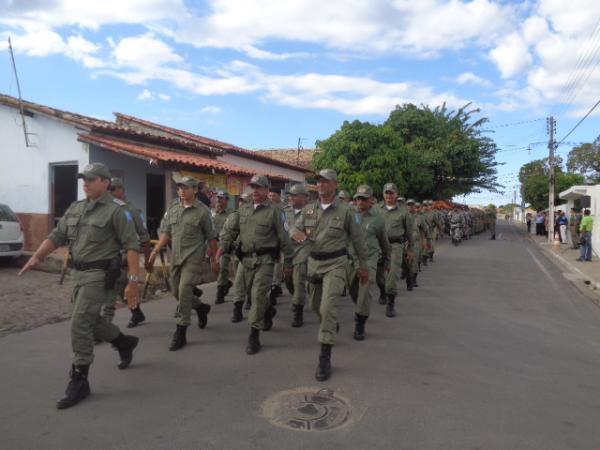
[179,198,202,209]
[318,197,340,209]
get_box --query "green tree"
[314,103,500,199]
[487,203,497,210]
[567,137,600,182]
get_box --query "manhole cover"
[262,388,351,431]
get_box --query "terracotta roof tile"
[114,113,311,172]
[253,149,317,170]
[78,133,289,181]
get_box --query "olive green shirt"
[124,198,150,245]
[285,205,310,265]
[218,200,294,265]
[353,207,391,267]
[377,202,411,244]
[48,192,139,262]
[409,212,430,244]
[159,198,216,267]
[211,208,232,238]
[292,197,368,270]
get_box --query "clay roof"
[78,133,289,180]
[253,148,317,170]
[114,113,311,172]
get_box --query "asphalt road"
[2,222,600,450]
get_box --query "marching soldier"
[213,190,233,304]
[148,176,217,351]
[377,183,411,317]
[350,185,390,339]
[217,175,293,354]
[285,184,311,327]
[424,200,443,263]
[486,206,497,240]
[19,163,141,409]
[407,200,429,289]
[268,188,285,304]
[104,177,151,328]
[291,169,368,381]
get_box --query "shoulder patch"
[123,209,132,222]
[113,198,126,206]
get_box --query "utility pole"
[547,116,556,243]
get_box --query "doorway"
[146,173,165,239]
[50,163,78,226]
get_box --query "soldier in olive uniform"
[350,185,391,339]
[104,177,151,328]
[291,169,368,381]
[268,188,285,304]
[338,190,351,204]
[486,206,497,240]
[217,175,293,354]
[213,190,233,304]
[377,183,411,317]
[423,200,444,263]
[406,200,429,289]
[570,208,582,249]
[19,163,141,410]
[148,176,217,351]
[285,183,311,327]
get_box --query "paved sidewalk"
[514,222,600,297]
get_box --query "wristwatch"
[128,275,140,283]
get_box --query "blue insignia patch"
[124,210,132,222]
[140,213,147,229]
[354,213,360,224]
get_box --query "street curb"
[524,232,600,301]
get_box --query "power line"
[556,98,600,146]
[483,118,545,130]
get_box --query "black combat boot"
[353,313,368,341]
[246,328,261,354]
[193,303,211,329]
[378,285,387,305]
[291,304,304,328]
[57,365,90,410]
[490,234,496,240]
[215,285,226,304]
[224,279,233,296]
[386,295,396,318]
[263,306,277,331]
[111,333,139,369]
[127,306,146,328]
[168,325,187,351]
[269,285,279,306]
[406,274,413,291]
[315,344,332,382]
[231,301,244,323]
[413,274,419,287]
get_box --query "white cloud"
[158,93,171,101]
[456,72,492,88]
[489,33,532,79]
[112,33,182,70]
[137,89,154,101]
[200,106,222,114]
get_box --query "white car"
[0,203,25,258]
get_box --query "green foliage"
[313,103,500,199]
[487,203,497,210]
[567,137,600,181]
[519,157,585,210]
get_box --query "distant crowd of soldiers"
[19,163,497,410]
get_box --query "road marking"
[527,247,557,286]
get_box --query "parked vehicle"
[0,203,24,259]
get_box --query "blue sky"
[1,0,599,205]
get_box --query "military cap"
[239,193,251,202]
[406,199,415,205]
[216,190,229,198]
[77,162,111,180]
[353,184,373,200]
[288,183,308,196]
[315,169,338,181]
[249,174,270,188]
[383,182,398,194]
[415,202,422,207]
[110,177,124,188]
[398,196,406,202]
[338,190,351,201]
[177,176,199,188]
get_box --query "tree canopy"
[567,136,600,182]
[312,103,500,199]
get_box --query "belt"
[241,247,279,259]
[68,259,112,271]
[389,236,406,244]
[309,248,347,261]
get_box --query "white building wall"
[90,146,165,217]
[218,154,305,182]
[0,104,89,213]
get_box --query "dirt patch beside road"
[0,261,73,338]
